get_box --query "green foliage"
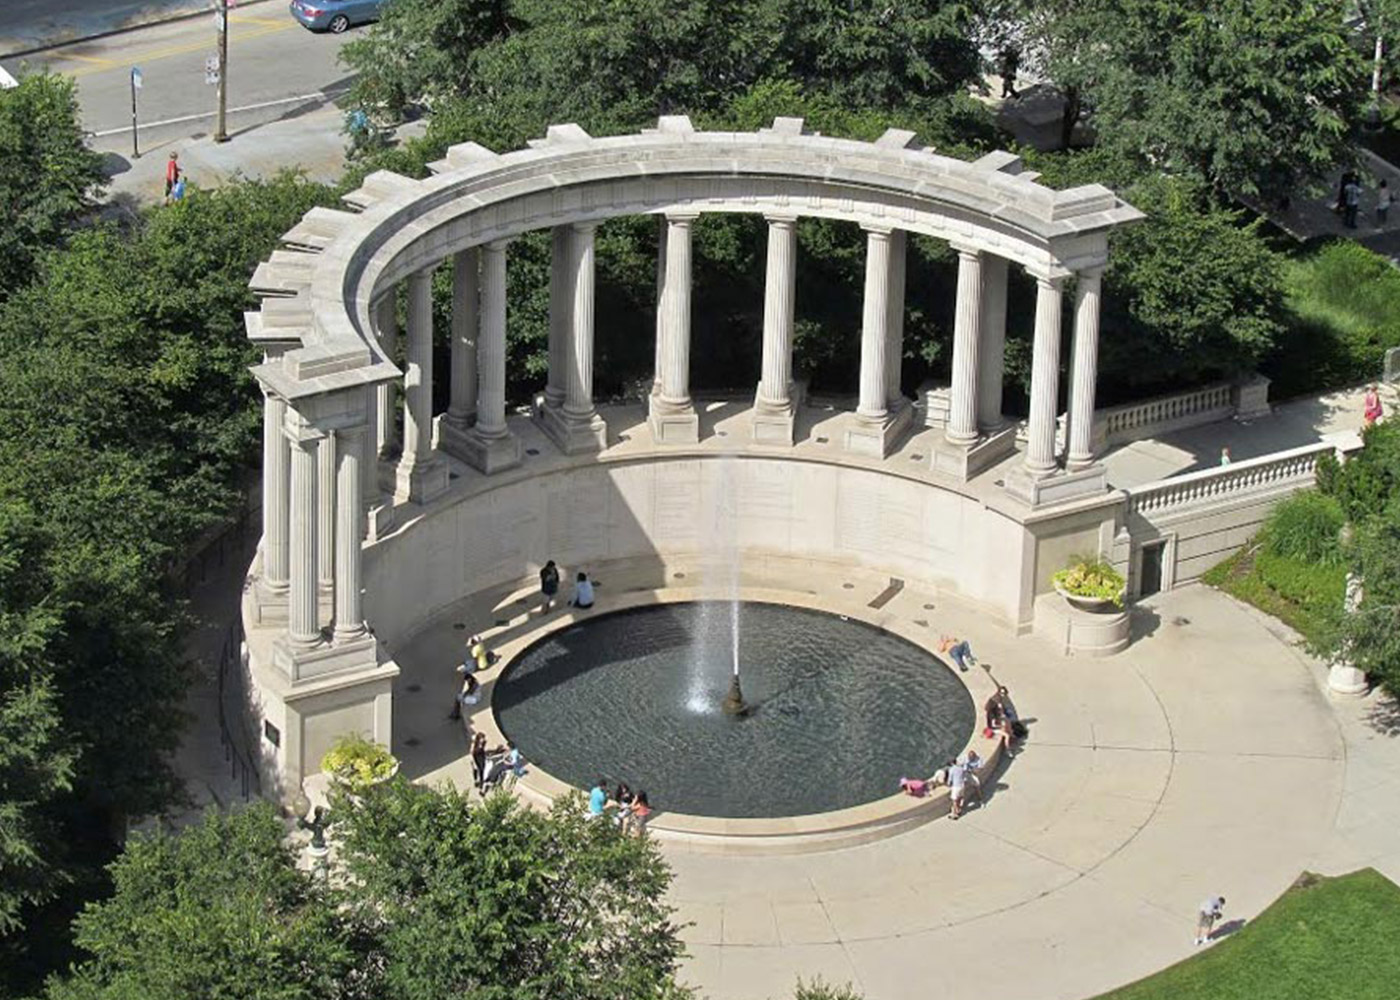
[1269,241,1400,398]
[331,780,689,1000]
[1090,869,1400,1000]
[1052,558,1126,605]
[45,806,358,1000]
[1261,491,1346,568]
[0,73,106,299]
[320,734,397,789]
[792,979,865,1000]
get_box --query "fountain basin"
[470,588,996,851]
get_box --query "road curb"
[0,0,275,62]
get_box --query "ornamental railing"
[1099,381,1235,445]
[1124,440,1341,518]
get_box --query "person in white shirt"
[571,571,595,609]
[1195,895,1226,945]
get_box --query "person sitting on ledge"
[938,635,977,673]
[899,776,930,797]
[959,749,984,806]
[571,571,595,609]
[985,686,1024,751]
[587,778,612,819]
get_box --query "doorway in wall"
[1139,541,1166,597]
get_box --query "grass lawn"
[1202,545,1344,645]
[1092,870,1400,1000]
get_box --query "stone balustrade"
[1124,440,1344,518]
[1100,381,1236,446]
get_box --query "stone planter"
[1054,584,1125,613]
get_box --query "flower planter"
[1054,584,1125,613]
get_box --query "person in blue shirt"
[571,571,595,609]
[587,779,611,818]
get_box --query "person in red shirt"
[164,152,180,202]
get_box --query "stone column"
[317,430,335,592]
[946,247,985,447]
[333,421,368,643]
[1024,274,1065,477]
[885,229,907,409]
[374,294,398,459]
[542,224,607,453]
[260,388,290,598]
[652,215,668,397]
[648,212,700,444]
[753,213,797,444]
[978,256,1009,431]
[856,227,891,422]
[1066,267,1104,471]
[395,269,448,502]
[846,226,904,457]
[460,238,522,472]
[446,248,480,428]
[545,228,568,410]
[286,427,322,650]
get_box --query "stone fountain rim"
[464,585,1003,856]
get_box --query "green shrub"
[320,734,397,789]
[1053,558,1127,606]
[1262,491,1346,567]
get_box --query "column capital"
[948,241,986,261]
[861,223,895,239]
[485,236,516,252]
[664,210,701,225]
[1024,267,1068,288]
[764,212,799,227]
[1077,265,1106,283]
[569,221,598,237]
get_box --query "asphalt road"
[0,0,219,56]
[19,8,356,151]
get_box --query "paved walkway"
[1102,385,1371,488]
[388,558,1399,1000]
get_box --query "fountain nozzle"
[721,674,749,716]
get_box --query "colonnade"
[256,212,1106,665]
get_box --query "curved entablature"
[248,115,1140,401]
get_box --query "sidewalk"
[0,0,274,60]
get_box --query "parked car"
[290,0,382,34]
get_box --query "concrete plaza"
[385,556,1399,1000]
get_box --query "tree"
[0,73,106,299]
[45,806,358,1000]
[332,781,689,1000]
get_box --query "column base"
[455,426,522,475]
[929,425,1017,481]
[394,453,449,505]
[648,396,700,445]
[1327,662,1370,697]
[1004,462,1108,507]
[274,632,377,684]
[844,404,914,458]
[751,388,796,446]
[253,577,289,626]
[536,402,608,455]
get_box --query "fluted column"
[460,238,523,472]
[395,269,448,502]
[333,422,367,643]
[856,227,892,421]
[978,256,1009,431]
[564,224,597,418]
[286,428,321,649]
[649,213,700,444]
[260,388,290,595]
[374,294,397,459]
[546,228,569,409]
[752,215,798,444]
[946,248,985,447]
[652,215,668,396]
[446,248,480,428]
[659,214,695,406]
[1066,268,1104,471]
[316,430,335,590]
[1025,273,1066,477]
[885,230,907,407]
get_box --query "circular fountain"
[493,601,976,820]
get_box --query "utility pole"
[129,66,142,158]
[214,0,229,142]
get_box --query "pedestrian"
[937,635,977,673]
[959,749,984,806]
[1219,446,1231,466]
[470,732,489,790]
[1336,169,1358,213]
[571,571,595,609]
[466,634,491,672]
[539,559,561,612]
[448,668,481,721]
[999,47,1020,99]
[163,151,181,203]
[1195,895,1226,945]
[1378,180,1395,226]
[587,778,611,819]
[1344,176,1363,229]
[948,759,968,819]
[626,790,653,837]
[1364,384,1384,427]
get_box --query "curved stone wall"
[363,453,1030,648]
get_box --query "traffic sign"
[131,67,143,89]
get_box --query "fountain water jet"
[691,452,748,715]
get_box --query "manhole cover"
[923,603,935,610]
[404,736,420,747]
[911,454,923,461]
[914,619,928,628]
[673,572,686,579]
[526,448,540,456]
[816,435,830,444]
[406,683,421,693]
[842,583,854,590]
[453,623,466,631]
[717,430,729,437]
